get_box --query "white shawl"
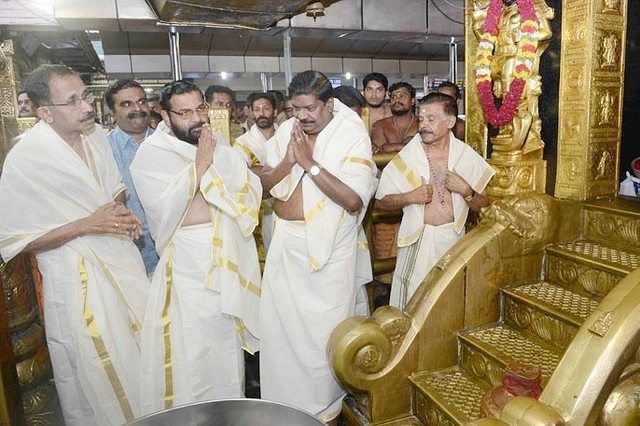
[267,99,377,271]
[376,133,495,246]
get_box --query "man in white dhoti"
[233,91,278,253]
[376,92,495,310]
[0,64,150,426]
[259,70,377,425]
[129,80,261,416]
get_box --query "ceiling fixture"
[306,2,325,21]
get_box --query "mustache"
[299,119,314,124]
[188,122,204,133]
[128,111,148,119]
[81,112,96,122]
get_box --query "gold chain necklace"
[392,114,415,144]
[425,148,446,207]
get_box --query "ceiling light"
[306,2,325,21]
[345,72,351,80]
[221,71,227,79]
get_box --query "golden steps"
[458,323,561,387]
[502,281,597,351]
[410,366,489,425]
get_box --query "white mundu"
[0,121,150,426]
[130,127,262,416]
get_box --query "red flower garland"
[475,0,540,127]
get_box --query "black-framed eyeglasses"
[41,92,95,109]
[168,103,209,118]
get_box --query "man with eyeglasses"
[374,92,494,310]
[0,64,150,426]
[105,79,159,276]
[130,80,261,415]
[371,81,419,154]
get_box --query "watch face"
[310,165,320,176]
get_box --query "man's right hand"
[84,202,142,239]
[409,176,433,205]
[195,124,216,181]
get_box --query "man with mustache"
[370,81,420,153]
[233,92,278,254]
[106,79,159,276]
[17,89,35,117]
[375,92,495,309]
[0,64,150,425]
[130,80,261,416]
[259,70,377,425]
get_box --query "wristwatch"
[308,164,322,177]
[464,190,475,202]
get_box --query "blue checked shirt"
[108,126,159,275]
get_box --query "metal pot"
[126,398,327,426]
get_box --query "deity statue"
[473,0,554,160]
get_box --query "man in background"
[283,95,294,120]
[205,84,244,142]
[334,85,367,117]
[0,64,149,426]
[105,78,159,276]
[371,81,419,153]
[147,95,160,113]
[233,92,278,254]
[362,72,391,132]
[437,81,466,141]
[17,90,35,117]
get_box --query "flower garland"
[475,0,540,127]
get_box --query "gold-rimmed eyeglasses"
[42,92,95,109]
[168,103,209,118]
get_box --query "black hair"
[334,85,366,109]
[104,79,145,111]
[267,89,285,106]
[159,80,204,111]
[362,72,389,91]
[204,84,235,104]
[23,64,76,108]
[249,92,277,110]
[288,70,333,103]
[419,92,458,117]
[389,82,416,99]
[437,81,460,99]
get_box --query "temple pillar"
[554,0,627,200]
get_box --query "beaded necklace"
[425,147,446,207]
[392,113,416,144]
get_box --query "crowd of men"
[0,65,493,426]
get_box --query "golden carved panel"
[601,0,622,15]
[487,159,546,198]
[598,32,622,71]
